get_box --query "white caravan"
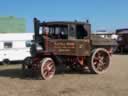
[0,33,33,64]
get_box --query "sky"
[0,0,128,32]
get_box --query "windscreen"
[42,25,68,39]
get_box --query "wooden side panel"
[76,40,90,56]
[48,40,76,55]
[48,39,90,56]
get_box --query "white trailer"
[0,33,33,64]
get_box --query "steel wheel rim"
[92,50,110,73]
[41,59,55,80]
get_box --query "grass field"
[0,55,128,96]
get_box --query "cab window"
[76,25,88,39]
[68,25,76,39]
[43,26,68,39]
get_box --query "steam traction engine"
[22,18,114,80]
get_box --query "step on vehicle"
[22,18,116,80]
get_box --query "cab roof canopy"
[40,21,89,26]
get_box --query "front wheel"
[40,58,56,80]
[89,48,111,74]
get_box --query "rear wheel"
[89,48,110,74]
[40,58,56,80]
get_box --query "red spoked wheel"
[89,48,110,74]
[40,58,56,80]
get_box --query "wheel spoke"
[43,70,48,77]
[48,63,54,70]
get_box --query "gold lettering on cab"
[53,42,75,53]
[54,42,75,49]
[58,49,70,52]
